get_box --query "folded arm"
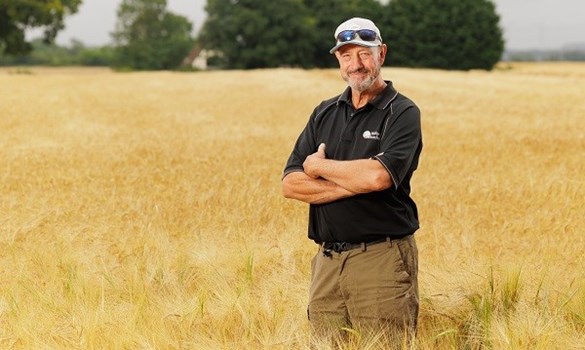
[303,143,393,194]
[282,171,356,204]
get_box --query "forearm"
[282,171,356,204]
[308,158,392,193]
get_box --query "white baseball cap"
[329,17,383,54]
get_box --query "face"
[335,44,386,92]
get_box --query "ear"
[334,50,341,60]
[379,44,388,64]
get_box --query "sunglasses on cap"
[336,29,379,42]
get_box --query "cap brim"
[329,39,381,54]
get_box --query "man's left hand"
[303,143,326,179]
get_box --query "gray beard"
[347,76,375,92]
[344,66,381,92]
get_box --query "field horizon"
[1,63,584,349]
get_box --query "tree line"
[1,0,505,71]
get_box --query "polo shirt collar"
[337,81,398,110]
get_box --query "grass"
[0,63,584,349]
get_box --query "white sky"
[33,0,585,50]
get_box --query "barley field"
[0,63,584,349]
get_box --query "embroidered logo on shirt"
[362,130,380,140]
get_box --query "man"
[281,17,423,343]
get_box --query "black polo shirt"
[283,81,422,243]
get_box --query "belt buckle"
[322,241,352,254]
[333,242,350,253]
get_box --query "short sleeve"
[282,112,318,179]
[373,105,422,189]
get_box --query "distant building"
[182,46,220,70]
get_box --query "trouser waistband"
[321,235,409,254]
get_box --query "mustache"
[348,68,369,74]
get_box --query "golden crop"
[1,63,584,349]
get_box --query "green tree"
[0,0,82,55]
[199,0,503,70]
[112,0,194,70]
[383,0,504,70]
[200,0,316,69]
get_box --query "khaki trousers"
[308,235,419,344]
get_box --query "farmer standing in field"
[282,17,422,345]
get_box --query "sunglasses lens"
[357,29,377,41]
[337,30,356,42]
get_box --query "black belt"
[321,237,397,254]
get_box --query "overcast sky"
[45,0,585,50]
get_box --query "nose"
[348,54,365,69]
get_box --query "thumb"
[317,143,326,155]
